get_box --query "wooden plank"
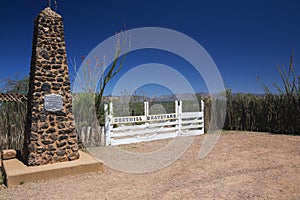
[181,124,203,130]
[111,132,179,145]
[113,121,177,131]
[180,119,203,124]
[0,93,27,102]
[181,112,203,118]
[112,127,178,138]
[179,129,204,136]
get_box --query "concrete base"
[2,150,103,187]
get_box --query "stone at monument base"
[1,149,17,160]
[2,151,103,187]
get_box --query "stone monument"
[23,7,79,166]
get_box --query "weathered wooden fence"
[77,126,105,147]
[0,93,27,151]
[104,100,205,146]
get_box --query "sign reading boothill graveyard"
[44,94,63,112]
[113,113,177,124]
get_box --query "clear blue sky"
[0,0,299,94]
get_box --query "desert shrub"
[200,51,299,135]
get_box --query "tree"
[72,30,130,128]
[257,50,299,95]
[0,75,29,94]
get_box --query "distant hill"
[102,92,267,102]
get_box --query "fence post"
[87,126,91,146]
[104,104,111,146]
[178,100,182,135]
[109,101,113,115]
[100,126,105,146]
[175,100,179,135]
[201,100,205,133]
[144,101,149,116]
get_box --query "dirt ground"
[0,131,299,200]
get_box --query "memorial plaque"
[44,94,63,112]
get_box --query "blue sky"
[0,0,299,95]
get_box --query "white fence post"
[201,100,205,133]
[104,104,111,146]
[144,102,149,116]
[109,101,113,115]
[175,100,178,134]
[100,126,105,146]
[178,100,182,135]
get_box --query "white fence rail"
[104,100,204,146]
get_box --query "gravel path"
[0,131,299,200]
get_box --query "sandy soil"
[0,131,299,200]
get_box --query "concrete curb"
[2,150,103,187]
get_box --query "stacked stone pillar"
[23,7,79,166]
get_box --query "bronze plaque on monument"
[44,94,63,112]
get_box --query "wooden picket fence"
[104,100,205,146]
[77,126,106,147]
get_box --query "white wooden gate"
[104,100,204,146]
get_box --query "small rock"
[57,141,66,148]
[42,123,49,129]
[52,84,61,90]
[50,133,57,141]
[42,52,50,60]
[56,116,66,122]
[41,83,51,91]
[57,77,64,82]
[68,140,75,145]
[43,27,49,32]
[1,149,17,160]
[40,114,47,122]
[48,145,56,151]
[58,135,68,141]
[57,123,65,129]
[56,111,66,117]
[46,127,56,133]
[66,128,75,133]
[34,82,42,87]
[68,152,79,161]
[36,146,46,154]
[71,144,79,151]
[49,115,55,121]
[32,124,38,132]
[30,133,39,141]
[28,144,35,152]
[63,81,70,86]
[57,49,65,55]
[42,140,52,145]
[57,150,66,156]
[52,65,61,69]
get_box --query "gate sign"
[113,116,147,124]
[112,113,177,124]
[147,113,176,121]
[44,94,63,112]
